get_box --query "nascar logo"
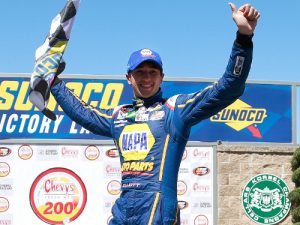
[119,124,155,161]
[210,99,267,137]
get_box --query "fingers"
[228,2,236,13]
[239,3,260,21]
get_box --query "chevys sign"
[0,75,293,143]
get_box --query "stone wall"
[217,144,299,225]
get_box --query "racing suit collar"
[133,88,164,108]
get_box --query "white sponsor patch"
[150,111,165,120]
[233,56,245,76]
[135,113,149,122]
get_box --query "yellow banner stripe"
[148,192,160,225]
[159,134,170,181]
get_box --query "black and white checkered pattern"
[29,0,81,121]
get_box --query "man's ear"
[126,73,132,85]
[160,72,165,83]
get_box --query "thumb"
[228,2,237,14]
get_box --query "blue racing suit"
[51,32,253,225]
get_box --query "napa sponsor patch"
[121,161,154,176]
[119,124,155,161]
[210,99,267,138]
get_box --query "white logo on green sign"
[242,174,291,225]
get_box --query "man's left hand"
[229,3,260,35]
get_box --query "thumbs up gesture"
[229,3,260,35]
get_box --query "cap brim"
[128,58,162,73]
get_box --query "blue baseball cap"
[127,48,163,73]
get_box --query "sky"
[0,0,299,81]
[0,0,299,143]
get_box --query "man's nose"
[141,72,151,80]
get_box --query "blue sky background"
[0,0,299,143]
[1,0,299,80]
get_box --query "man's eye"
[134,71,143,75]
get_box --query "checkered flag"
[29,0,81,121]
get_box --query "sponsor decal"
[193,183,210,194]
[122,182,141,189]
[178,200,189,210]
[115,123,126,128]
[0,184,12,191]
[135,113,149,122]
[135,107,149,122]
[193,148,210,160]
[194,215,209,225]
[60,146,79,159]
[233,55,245,76]
[104,199,116,211]
[0,197,9,213]
[0,163,10,177]
[140,48,153,57]
[29,168,87,225]
[121,161,154,176]
[149,111,165,121]
[85,145,100,161]
[193,167,210,176]
[114,119,127,125]
[177,180,187,196]
[210,99,267,138]
[179,167,189,174]
[0,215,12,225]
[0,147,11,157]
[106,148,119,158]
[119,124,155,161]
[105,164,121,177]
[107,180,121,196]
[193,201,212,209]
[0,179,13,196]
[36,146,59,161]
[18,144,33,160]
[242,174,291,225]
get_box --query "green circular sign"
[242,174,291,225]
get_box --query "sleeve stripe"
[72,91,113,118]
[178,85,213,108]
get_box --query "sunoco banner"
[0,75,292,143]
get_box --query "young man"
[51,3,260,225]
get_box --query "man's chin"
[137,90,154,98]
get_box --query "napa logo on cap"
[140,48,153,57]
[210,99,267,138]
[119,124,155,161]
